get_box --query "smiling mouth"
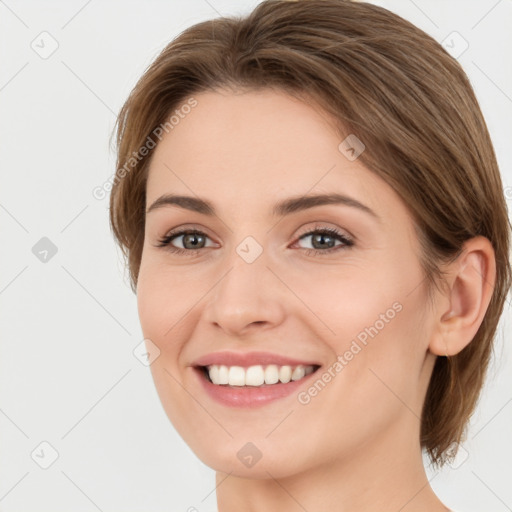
[197,364,321,387]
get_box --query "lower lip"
[193,367,318,408]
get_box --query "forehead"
[145,88,401,221]
[149,88,342,175]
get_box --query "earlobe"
[429,236,496,357]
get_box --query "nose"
[202,249,287,337]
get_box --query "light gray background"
[1,1,511,511]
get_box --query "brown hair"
[109,0,511,467]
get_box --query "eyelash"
[156,226,354,257]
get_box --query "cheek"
[303,250,429,404]
[137,249,196,328]
[136,274,167,343]
[136,264,199,432]
[293,296,429,461]
[136,261,190,362]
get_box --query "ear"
[429,236,496,357]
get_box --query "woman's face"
[137,88,438,478]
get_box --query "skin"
[136,88,495,512]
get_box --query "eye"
[294,226,354,256]
[156,228,215,256]
[155,225,354,257]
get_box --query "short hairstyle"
[108,0,511,467]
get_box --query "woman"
[109,1,511,510]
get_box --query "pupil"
[314,234,333,249]
[185,233,203,248]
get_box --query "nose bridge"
[204,235,286,333]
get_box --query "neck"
[215,415,449,512]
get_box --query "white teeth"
[279,365,292,383]
[291,365,305,381]
[209,365,220,383]
[228,366,245,386]
[206,364,316,386]
[245,365,264,386]
[264,364,279,384]
[218,365,229,385]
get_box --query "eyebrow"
[146,193,380,220]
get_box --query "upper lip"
[192,351,321,368]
